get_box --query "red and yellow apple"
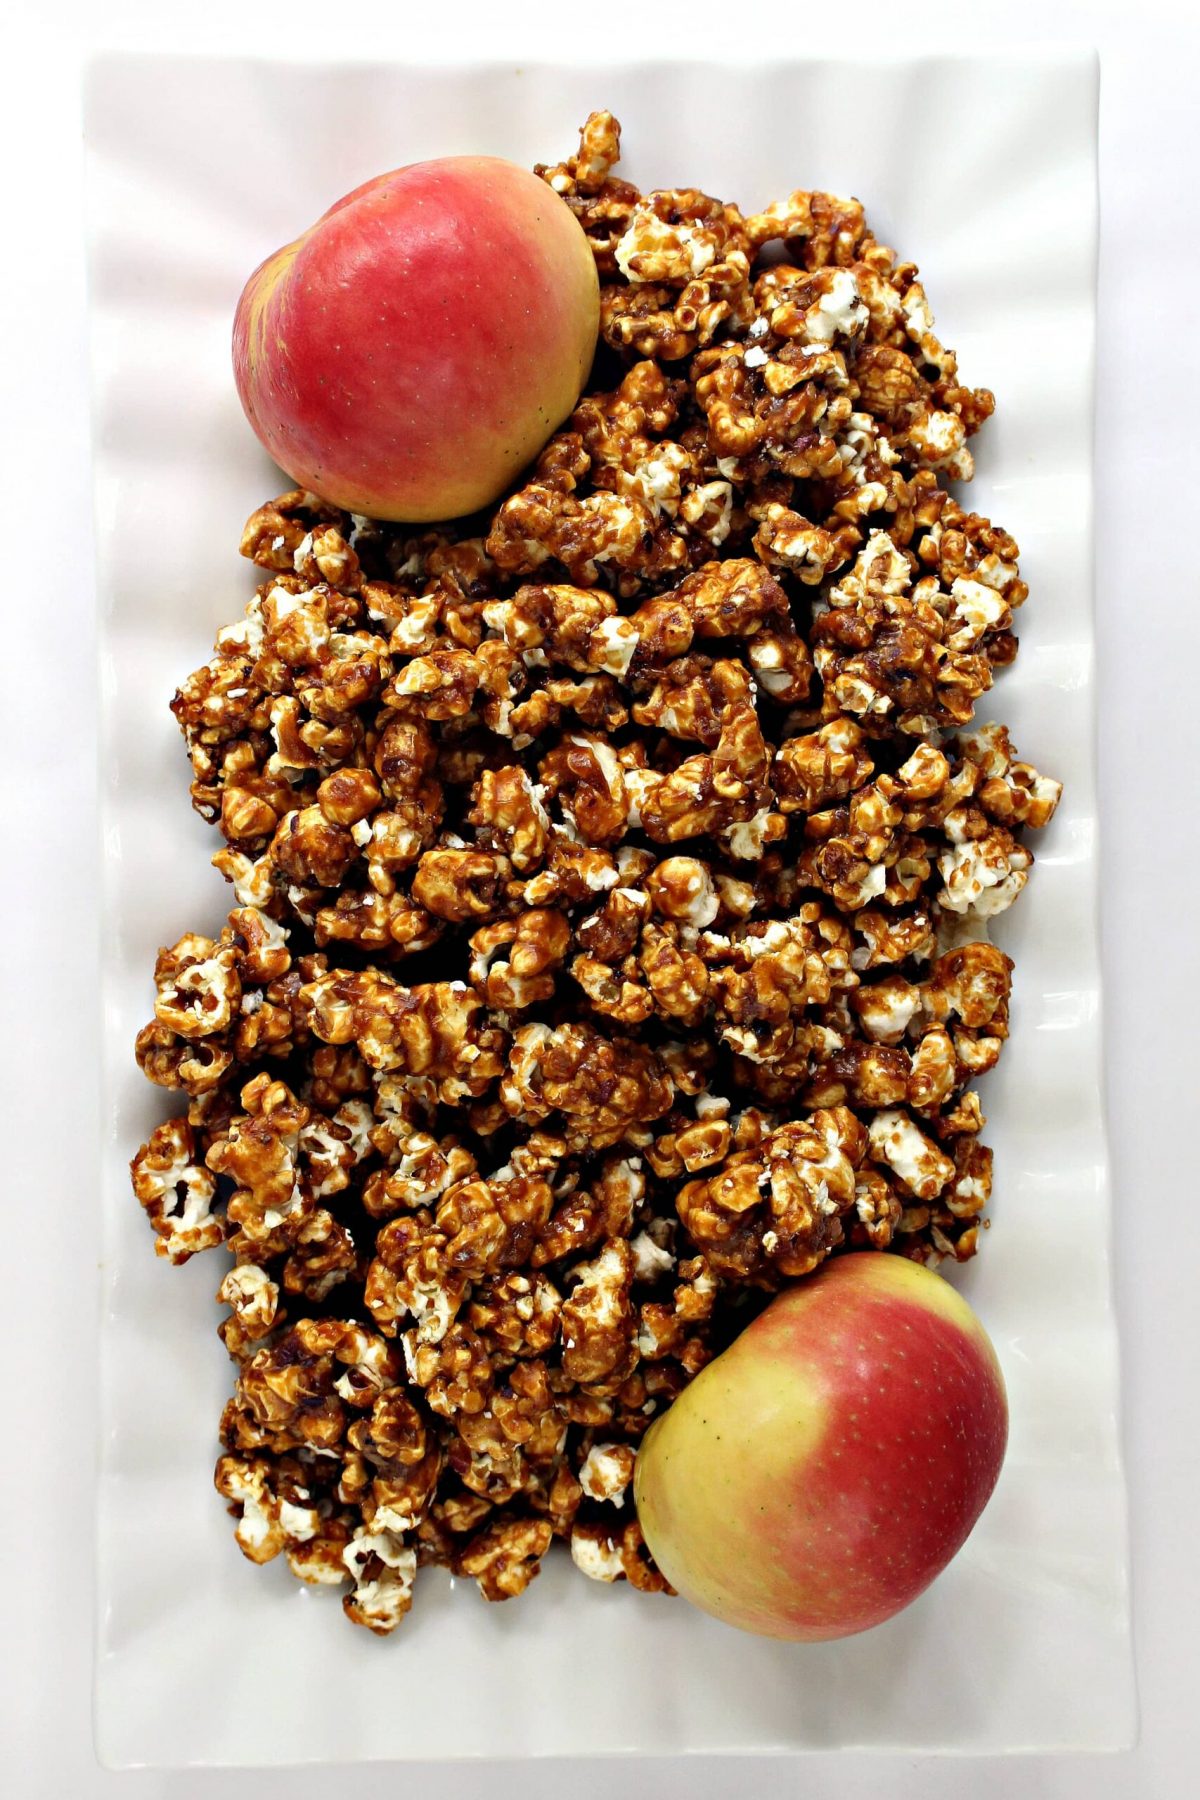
[634,1254,1007,1640]
[233,157,599,522]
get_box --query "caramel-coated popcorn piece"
[131,1118,221,1264]
[454,1515,555,1602]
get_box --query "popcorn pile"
[131,113,1060,1635]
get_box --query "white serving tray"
[87,50,1133,1767]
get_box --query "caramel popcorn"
[132,112,1059,1635]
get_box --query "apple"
[233,157,599,522]
[634,1254,1007,1640]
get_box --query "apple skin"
[233,157,599,522]
[634,1254,1007,1641]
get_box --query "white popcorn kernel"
[568,1242,629,1333]
[909,408,966,466]
[217,604,265,658]
[867,1109,955,1199]
[748,637,791,696]
[671,860,720,928]
[631,1231,677,1283]
[628,444,691,517]
[217,1263,278,1342]
[233,1485,276,1558]
[843,863,888,908]
[623,766,662,830]
[901,283,934,338]
[947,576,1006,648]
[570,1531,626,1583]
[725,808,773,861]
[278,1499,320,1544]
[856,978,920,1042]
[680,480,733,546]
[807,269,869,343]
[938,835,1031,918]
[616,210,717,283]
[342,1527,417,1632]
[578,1443,635,1506]
[590,614,639,677]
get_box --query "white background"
[1,1,1196,1796]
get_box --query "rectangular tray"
[88,49,1133,1767]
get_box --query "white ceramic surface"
[87,51,1133,1768]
